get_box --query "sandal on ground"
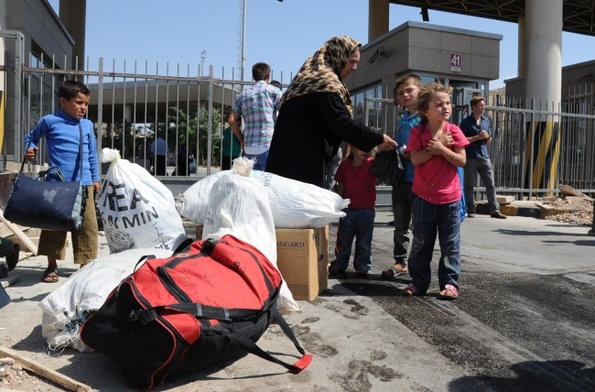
[438,284,459,300]
[403,283,421,296]
[41,268,59,283]
[328,264,345,277]
[7,243,20,272]
[355,269,368,278]
[381,263,408,280]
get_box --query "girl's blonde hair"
[416,82,453,124]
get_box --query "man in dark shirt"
[459,96,506,219]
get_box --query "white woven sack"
[180,157,348,228]
[202,165,301,313]
[39,248,173,352]
[98,148,186,253]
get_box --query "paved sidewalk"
[0,210,593,391]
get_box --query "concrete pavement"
[0,210,593,391]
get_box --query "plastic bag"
[370,150,404,186]
[98,148,186,253]
[180,157,349,228]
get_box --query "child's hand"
[437,132,454,146]
[425,138,447,155]
[25,147,38,161]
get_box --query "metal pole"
[241,0,246,81]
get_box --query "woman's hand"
[377,134,397,151]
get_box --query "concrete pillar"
[59,0,87,70]
[523,0,562,191]
[525,0,562,105]
[517,15,526,80]
[368,0,389,42]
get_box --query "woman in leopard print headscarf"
[266,36,396,188]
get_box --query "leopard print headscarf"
[280,36,361,116]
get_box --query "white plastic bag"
[203,166,301,313]
[39,248,173,352]
[98,148,186,253]
[180,157,348,228]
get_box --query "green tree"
[101,119,137,160]
[167,106,222,166]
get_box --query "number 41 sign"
[450,53,461,72]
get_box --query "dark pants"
[331,208,375,273]
[153,155,167,176]
[391,181,415,265]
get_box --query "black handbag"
[3,125,88,231]
[370,150,404,186]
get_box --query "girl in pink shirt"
[404,83,469,299]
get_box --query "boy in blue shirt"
[24,80,101,282]
[382,74,423,279]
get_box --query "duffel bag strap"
[128,304,312,372]
[223,306,312,373]
[129,303,258,324]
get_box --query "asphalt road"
[338,211,595,392]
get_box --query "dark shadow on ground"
[448,360,595,392]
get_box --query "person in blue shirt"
[459,96,506,219]
[24,80,101,282]
[382,74,453,280]
[228,62,282,171]
[382,74,423,279]
[150,134,168,176]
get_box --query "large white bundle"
[98,148,186,253]
[179,158,349,228]
[39,248,173,352]
[202,170,300,313]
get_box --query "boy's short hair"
[252,62,271,81]
[59,80,90,100]
[469,96,486,107]
[393,73,422,92]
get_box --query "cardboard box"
[276,226,329,301]
[195,225,330,301]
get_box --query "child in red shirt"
[404,83,469,299]
[328,146,377,278]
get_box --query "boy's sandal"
[403,283,421,296]
[355,270,368,278]
[438,284,459,300]
[41,268,59,283]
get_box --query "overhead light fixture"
[421,6,429,22]
[368,47,388,64]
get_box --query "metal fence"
[3,55,595,199]
[365,94,595,200]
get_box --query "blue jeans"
[245,150,269,171]
[331,208,375,272]
[408,197,461,293]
